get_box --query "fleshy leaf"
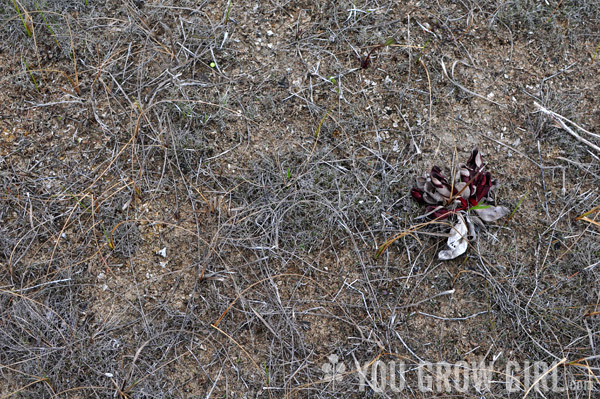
[467,148,484,171]
[474,172,492,202]
[424,205,451,219]
[411,188,426,204]
[457,165,470,183]
[410,149,505,228]
[424,188,445,204]
[438,214,469,260]
[474,205,510,222]
[454,181,470,199]
[469,215,485,229]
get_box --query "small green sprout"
[11,0,32,37]
[225,0,232,23]
[22,57,39,91]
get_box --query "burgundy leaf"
[467,148,484,171]
[430,166,448,188]
[475,172,492,202]
[411,188,426,204]
[410,149,505,231]
[427,206,452,219]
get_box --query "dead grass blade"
[374,215,451,259]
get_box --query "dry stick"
[478,132,542,168]
[455,10,474,42]
[537,140,551,219]
[213,273,331,327]
[585,310,600,317]
[45,195,86,277]
[398,289,455,309]
[374,214,455,259]
[577,204,600,220]
[0,288,74,340]
[419,58,432,132]
[441,58,507,108]
[536,102,600,141]
[416,310,487,321]
[83,98,250,198]
[286,352,416,399]
[534,102,600,154]
[109,219,210,249]
[2,378,53,399]
[47,386,114,398]
[63,14,79,94]
[554,156,600,180]
[576,203,600,228]
[578,216,600,229]
[0,68,79,97]
[13,278,71,293]
[114,339,205,397]
[249,307,280,340]
[523,358,567,399]
[123,338,153,392]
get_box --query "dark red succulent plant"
[411,149,508,222]
[375,149,510,261]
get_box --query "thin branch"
[534,102,600,154]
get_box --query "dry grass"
[1,0,599,398]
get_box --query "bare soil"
[1,1,599,398]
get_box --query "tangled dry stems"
[0,1,599,398]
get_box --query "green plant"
[21,57,39,91]
[224,0,232,23]
[11,0,32,37]
[504,190,529,226]
[264,363,269,385]
[360,37,395,68]
[415,37,432,64]
[34,0,60,48]
[101,223,115,250]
